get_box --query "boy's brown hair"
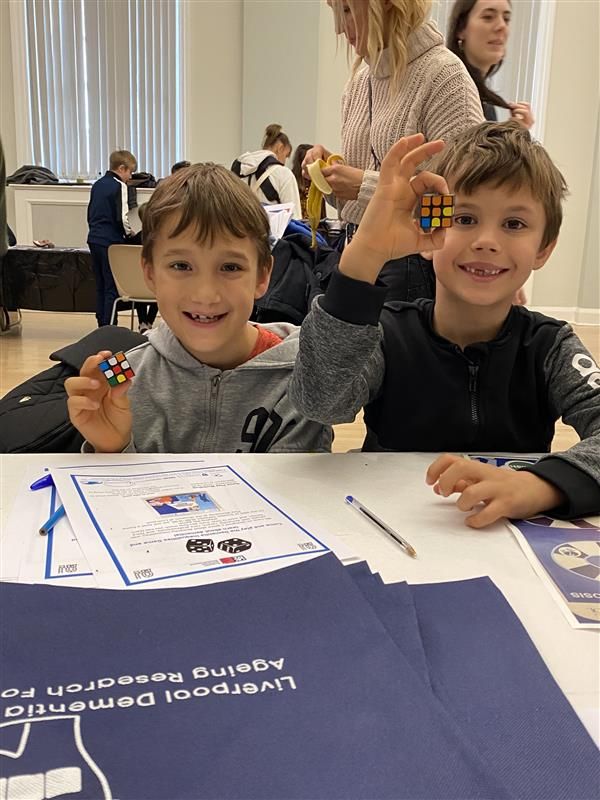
[141,163,272,272]
[429,122,567,248]
[109,149,137,172]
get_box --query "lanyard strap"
[367,78,382,171]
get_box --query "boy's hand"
[340,134,449,283]
[426,454,565,528]
[65,351,133,453]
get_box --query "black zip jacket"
[290,269,600,518]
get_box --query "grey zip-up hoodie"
[113,322,332,453]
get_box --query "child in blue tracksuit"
[87,150,137,326]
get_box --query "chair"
[107,245,158,329]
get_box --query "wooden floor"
[1,310,598,453]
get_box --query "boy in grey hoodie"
[65,163,331,453]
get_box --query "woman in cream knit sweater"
[304,0,484,299]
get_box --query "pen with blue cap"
[31,473,66,536]
[345,495,417,558]
[30,474,54,492]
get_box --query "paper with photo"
[508,517,600,628]
[49,460,343,589]
[465,453,542,469]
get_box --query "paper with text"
[49,461,338,588]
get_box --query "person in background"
[447,0,534,128]
[128,203,158,333]
[0,137,8,332]
[87,150,137,327]
[292,144,325,221]
[0,137,21,334]
[171,160,191,173]
[232,124,302,219]
[303,0,483,302]
[0,138,6,263]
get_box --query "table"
[1,451,598,744]
[1,246,96,312]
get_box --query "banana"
[306,154,345,248]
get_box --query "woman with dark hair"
[232,124,302,218]
[291,144,323,220]
[447,0,534,128]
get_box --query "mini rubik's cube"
[419,193,454,231]
[98,352,135,387]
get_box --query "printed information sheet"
[1,468,94,587]
[50,461,334,588]
[465,453,542,469]
[508,517,600,628]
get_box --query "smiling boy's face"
[430,181,555,314]
[142,216,272,370]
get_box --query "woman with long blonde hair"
[304,0,483,300]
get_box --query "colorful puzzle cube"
[98,352,135,387]
[217,538,252,554]
[419,193,454,231]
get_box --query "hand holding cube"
[65,350,134,453]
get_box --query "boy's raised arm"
[340,134,449,284]
[290,277,386,425]
[290,135,449,427]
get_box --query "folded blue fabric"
[411,577,600,800]
[0,554,509,800]
[346,562,430,688]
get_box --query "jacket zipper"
[207,374,221,450]
[468,363,480,429]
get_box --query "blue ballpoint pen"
[345,495,417,558]
[39,504,66,536]
[32,473,64,535]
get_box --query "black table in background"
[0,246,96,312]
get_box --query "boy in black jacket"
[87,149,137,326]
[291,122,600,526]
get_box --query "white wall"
[315,0,350,154]
[241,0,321,154]
[578,107,599,316]
[530,0,599,318]
[182,0,243,167]
[183,0,348,170]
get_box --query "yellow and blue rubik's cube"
[98,352,135,387]
[419,193,454,231]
